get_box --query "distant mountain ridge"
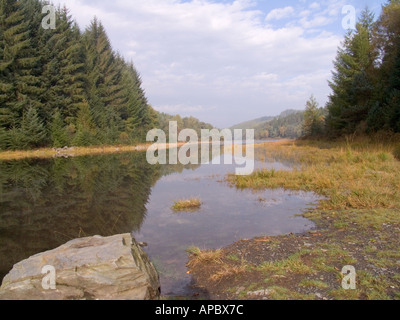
[230,109,300,130]
[230,116,275,131]
[230,109,305,139]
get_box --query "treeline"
[255,110,305,139]
[158,113,214,138]
[305,1,400,137]
[0,0,158,150]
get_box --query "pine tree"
[19,106,47,149]
[303,95,325,136]
[83,18,125,141]
[40,6,86,125]
[326,8,377,135]
[50,109,68,148]
[0,0,41,129]
[121,61,152,140]
[369,0,400,132]
[0,126,7,150]
[73,101,97,146]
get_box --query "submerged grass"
[171,197,202,212]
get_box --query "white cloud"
[52,0,344,127]
[265,6,294,21]
[309,2,321,10]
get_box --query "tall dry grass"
[231,137,400,210]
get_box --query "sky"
[51,0,385,128]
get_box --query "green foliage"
[0,126,8,150]
[231,116,275,131]
[158,112,214,140]
[231,110,304,140]
[0,0,41,129]
[327,3,400,136]
[73,102,97,146]
[303,95,325,137]
[19,107,47,149]
[255,110,305,139]
[326,8,377,136]
[0,0,159,150]
[50,109,68,148]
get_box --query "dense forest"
[305,1,400,138]
[0,0,162,150]
[230,110,305,140]
[158,112,214,139]
[0,0,214,151]
[254,110,305,139]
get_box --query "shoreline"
[186,139,400,300]
[0,142,189,161]
[0,139,288,162]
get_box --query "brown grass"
[230,137,400,210]
[187,136,400,300]
[171,197,202,212]
[0,142,186,161]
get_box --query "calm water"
[0,144,320,296]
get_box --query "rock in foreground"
[0,234,160,300]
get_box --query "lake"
[0,143,320,297]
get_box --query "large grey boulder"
[0,234,160,300]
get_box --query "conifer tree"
[368,0,400,132]
[50,109,68,148]
[19,106,47,149]
[83,18,125,139]
[326,8,377,135]
[40,6,86,124]
[0,0,41,130]
[303,95,325,137]
[73,101,97,146]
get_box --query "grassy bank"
[187,137,400,300]
[0,142,188,161]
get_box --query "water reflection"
[0,152,196,280]
[0,143,320,297]
[134,151,319,295]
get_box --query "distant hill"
[277,109,300,118]
[230,109,305,139]
[230,116,275,131]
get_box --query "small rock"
[247,289,273,297]
[138,242,148,247]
